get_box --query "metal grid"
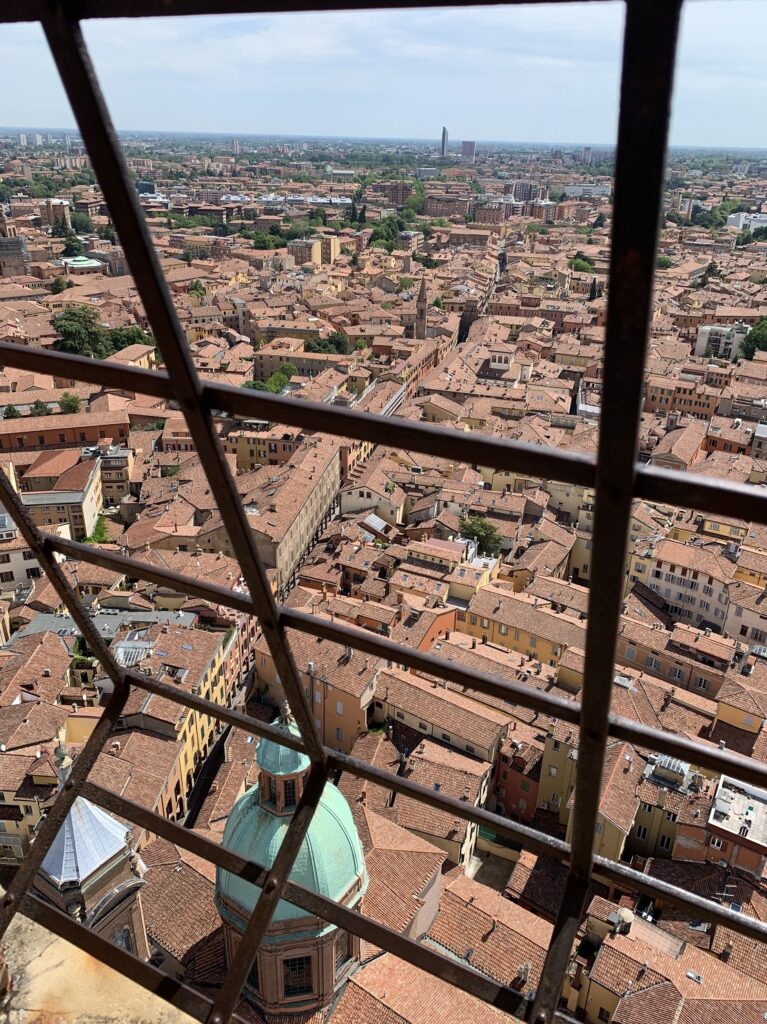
[2,1,766,1022]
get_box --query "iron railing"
[2,2,765,1023]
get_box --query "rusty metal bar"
[0,341,597,491]
[5,338,767,528]
[3,0,622,25]
[532,3,683,1021]
[204,765,328,1024]
[20,892,224,1023]
[41,8,326,767]
[80,778,528,1015]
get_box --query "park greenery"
[569,251,596,274]
[52,305,149,360]
[305,332,350,355]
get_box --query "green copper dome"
[255,719,310,776]
[215,781,367,936]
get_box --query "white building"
[695,322,750,361]
[726,211,767,232]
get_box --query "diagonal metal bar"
[204,763,328,1024]
[78,779,529,1015]
[0,683,129,941]
[20,892,228,1023]
[0,468,136,941]
[40,8,325,765]
[531,3,683,1021]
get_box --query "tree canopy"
[52,305,149,359]
[51,275,74,294]
[741,318,767,361]
[59,392,82,414]
[459,515,502,557]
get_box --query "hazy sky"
[1,2,765,148]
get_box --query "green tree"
[355,339,367,350]
[189,279,206,298]
[741,318,767,360]
[358,205,367,225]
[459,515,502,557]
[350,199,358,223]
[432,296,443,308]
[589,278,598,301]
[51,220,69,238]
[61,232,84,257]
[109,326,148,352]
[570,257,594,274]
[98,222,117,244]
[593,212,606,228]
[52,305,109,358]
[59,391,82,414]
[3,405,20,419]
[656,255,673,269]
[29,399,50,417]
[242,380,270,391]
[70,211,94,233]
[398,276,414,292]
[350,253,359,268]
[51,275,74,294]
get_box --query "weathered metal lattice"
[2,3,766,1024]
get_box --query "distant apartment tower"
[33,133,44,147]
[384,181,413,207]
[231,139,240,156]
[441,126,449,159]
[136,180,156,195]
[581,146,592,165]
[461,140,476,164]
[287,238,322,269]
[64,134,71,153]
[16,132,27,147]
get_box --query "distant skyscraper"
[232,138,240,156]
[582,146,593,165]
[441,126,448,159]
[64,134,71,153]
[461,140,476,164]
[16,133,27,147]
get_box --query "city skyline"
[1,1,765,147]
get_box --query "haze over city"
[0,1,765,146]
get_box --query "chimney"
[721,942,733,962]
[471,638,477,649]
